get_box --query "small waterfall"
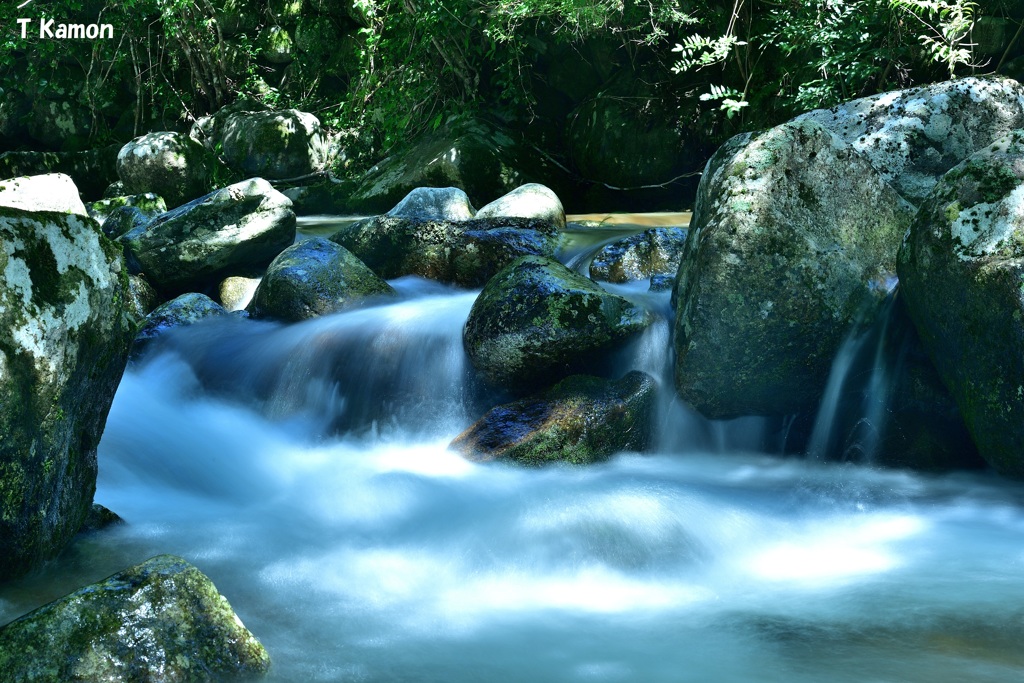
[139,277,480,439]
[807,291,903,463]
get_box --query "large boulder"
[0,208,134,579]
[674,120,916,418]
[795,76,1024,205]
[897,131,1024,477]
[0,555,271,681]
[218,109,328,180]
[450,371,656,465]
[464,255,651,392]
[248,237,396,322]
[116,132,215,208]
[590,227,687,283]
[386,186,475,222]
[121,178,296,295]
[331,214,561,287]
[0,173,87,216]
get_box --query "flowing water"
[2,217,1024,682]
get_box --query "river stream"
[1,216,1022,682]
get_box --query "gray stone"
[897,130,1024,477]
[0,207,134,579]
[0,555,271,681]
[134,293,230,352]
[0,173,87,216]
[450,372,656,466]
[795,75,1024,205]
[121,178,296,295]
[674,119,916,418]
[116,132,215,208]
[387,186,475,222]
[475,183,565,228]
[464,255,651,392]
[248,237,396,322]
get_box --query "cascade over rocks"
[795,75,1024,205]
[121,178,296,295]
[248,237,396,322]
[116,132,216,208]
[673,119,915,418]
[897,130,1024,478]
[0,555,271,681]
[0,173,87,216]
[0,206,134,579]
[464,255,651,393]
[450,371,656,466]
[590,227,687,283]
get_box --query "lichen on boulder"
[218,109,328,180]
[0,173,87,216]
[0,207,134,579]
[450,371,657,466]
[116,132,216,208]
[464,255,651,392]
[0,554,271,682]
[674,119,915,418]
[897,130,1024,477]
[248,237,396,322]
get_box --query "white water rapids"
[1,227,1023,682]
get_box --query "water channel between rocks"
[2,214,1024,682]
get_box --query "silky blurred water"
[1,223,1022,681]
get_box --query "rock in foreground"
[464,255,650,392]
[451,371,656,465]
[897,131,1024,477]
[0,207,134,579]
[0,555,271,682]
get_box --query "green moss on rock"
[0,555,271,682]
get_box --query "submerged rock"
[674,120,915,418]
[116,132,215,208]
[464,255,651,392]
[79,503,124,533]
[0,207,134,579]
[121,178,296,295]
[897,130,1024,477]
[451,371,656,465]
[331,214,561,287]
[590,227,687,283]
[133,293,229,355]
[796,75,1024,205]
[0,173,87,216]
[0,554,271,682]
[248,237,396,322]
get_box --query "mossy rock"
[116,132,215,209]
[120,178,296,295]
[133,292,230,356]
[674,119,916,418]
[0,207,134,579]
[259,25,295,64]
[450,371,656,466]
[218,109,327,180]
[0,555,271,681]
[86,193,166,229]
[475,183,566,228]
[248,237,396,322]
[897,130,1024,477]
[464,255,651,392]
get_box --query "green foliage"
[891,0,979,77]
